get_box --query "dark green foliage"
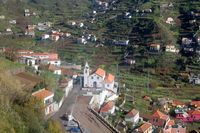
[54,89,64,103]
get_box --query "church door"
[93,81,97,88]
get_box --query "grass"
[0,58,24,71]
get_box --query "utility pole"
[69,95,78,121]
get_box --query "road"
[51,79,113,133]
[73,96,113,133]
[51,83,81,131]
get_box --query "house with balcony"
[163,124,186,133]
[99,101,115,116]
[17,51,61,71]
[149,44,161,53]
[136,122,153,133]
[125,109,140,125]
[190,101,200,109]
[175,108,200,122]
[150,110,170,127]
[189,74,200,85]
[32,88,56,115]
[165,45,179,53]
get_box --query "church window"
[91,76,93,79]
[107,84,109,87]
[97,77,99,80]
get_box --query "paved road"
[51,79,113,133]
[51,83,81,131]
[73,96,113,133]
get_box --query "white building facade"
[83,62,115,91]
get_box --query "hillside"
[0,0,200,132]
[0,59,63,133]
[0,0,91,32]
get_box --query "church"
[83,62,115,91]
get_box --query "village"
[1,47,199,133]
[0,0,200,133]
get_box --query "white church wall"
[88,73,104,88]
[104,82,114,90]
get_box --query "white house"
[65,33,71,37]
[32,88,55,115]
[99,101,115,116]
[0,15,5,19]
[83,62,115,91]
[47,64,62,75]
[88,90,107,109]
[50,34,60,42]
[37,22,52,31]
[24,9,30,16]
[17,52,61,71]
[124,12,132,19]
[137,122,153,133]
[79,23,84,28]
[59,78,73,97]
[44,59,61,66]
[71,21,76,26]
[19,56,39,70]
[166,17,175,25]
[182,37,192,45]
[6,28,12,32]
[165,45,179,53]
[9,20,17,24]
[42,34,50,40]
[25,29,35,37]
[125,109,140,124]
[113,40,129,46]
[77,38,87,44]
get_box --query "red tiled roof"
[100,101,114,113]
[152,110,169,120]
[126,109,139,118]
[170,126,186,133]
[143,95,152,101]
[188,110,200,115]
[138,122,152,133]
[60,78,71,84]
[105,73,115,83]
[61,68,77,76]
[190,101,200,108]
[166,120,175,126]
[18,53,58,60]
[172,100,185,107]
[140,113,151,120]
[32,88,54,99]
[150,44,160,47]
[95,68,106,77]
[48,64,60,71]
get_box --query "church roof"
[105,73,115,83]
[95,68,106,77]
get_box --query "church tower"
[84,62,90,87]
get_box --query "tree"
[46,120,63,133]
